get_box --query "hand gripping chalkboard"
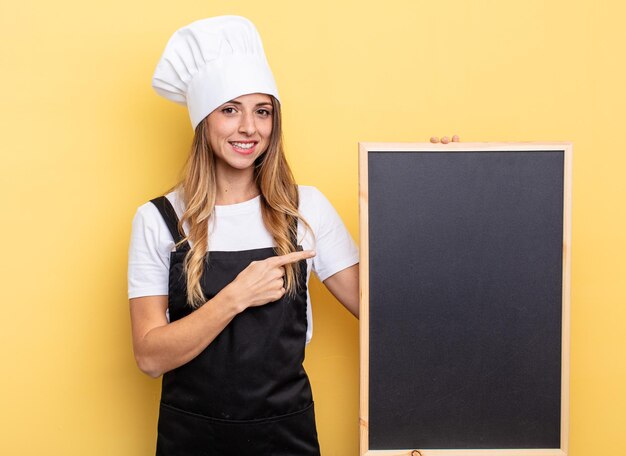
[359,143,572,456]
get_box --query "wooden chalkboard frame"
[359,143,572,456]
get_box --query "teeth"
[232,142,254,149]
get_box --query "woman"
[128,16,359,455]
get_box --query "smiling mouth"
[229,141,257,154]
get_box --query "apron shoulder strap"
[150,196,191,251]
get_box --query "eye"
[221,106,237,115]
[257,108,272,117]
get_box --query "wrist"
[216,283,248,316]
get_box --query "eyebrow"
[227,100,272,107]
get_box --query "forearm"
[131,251,314,378]
[134,291,241,378]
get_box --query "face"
[205,93,273,174]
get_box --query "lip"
[229,141,258,155]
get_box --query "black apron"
[150,196,320,456]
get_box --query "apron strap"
[150,196,191,251]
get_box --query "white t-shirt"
[128,185,359,343]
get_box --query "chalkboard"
[359,143,571,456]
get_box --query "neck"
[215,166,259,205]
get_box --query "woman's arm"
[323,263,359,318]
[130,250,316,378]
[129,292,240,378]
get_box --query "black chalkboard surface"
[359,143,571,456]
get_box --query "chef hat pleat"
[152,16,280,129]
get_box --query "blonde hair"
[173,96,311,308]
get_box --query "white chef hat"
[152,16,280,130]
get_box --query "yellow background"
[1,0,624,454]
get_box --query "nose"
[238,111,257,136]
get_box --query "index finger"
[271,250,316,266]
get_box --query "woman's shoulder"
[134,189,184,221]
[297,184,326,205]
[297,185,342,226]
[130,191,186,250]
[297,185,326,216]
